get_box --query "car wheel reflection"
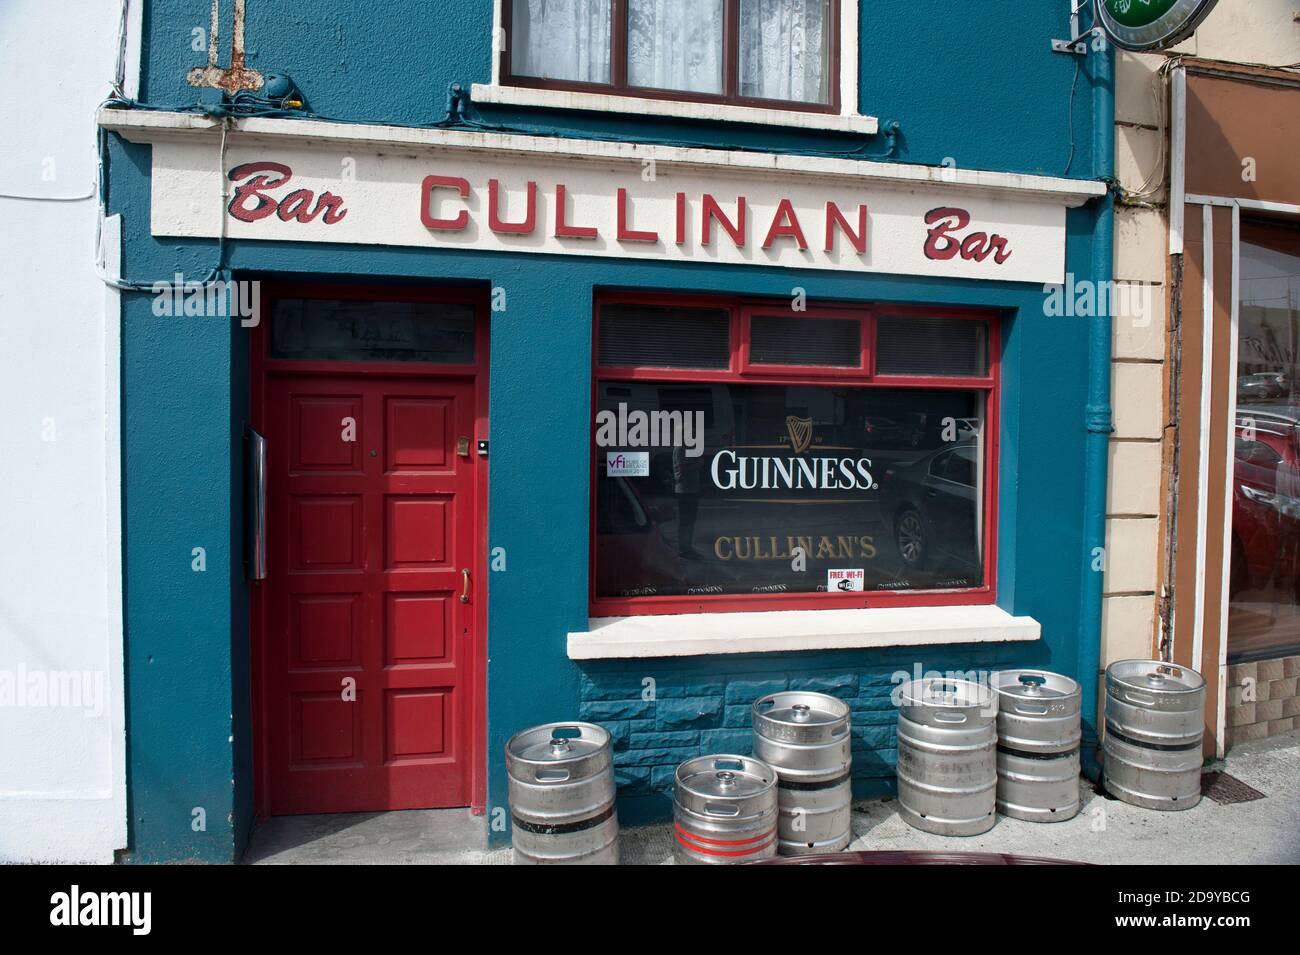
[896,508,927,567]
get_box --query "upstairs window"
[505,0,838,111]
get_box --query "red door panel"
[264,374,476,814]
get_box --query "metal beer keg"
[506,722,619,864]
[896,678,998,836]
[1103,660,1206,810]
[990,670,1082,822]
[673,755,778,864]
[752,691,853,855]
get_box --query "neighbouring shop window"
[506,0,837,110]
[592,295,996,613]
[269,298,476,363]
[1229,219,1300,663]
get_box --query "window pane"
[876,315,989,377]
[627,0,724,95]
[270,298,475,363]
[739,0,832,105]
[599,303,731,368]
[1229,220,1300,664]
[750,314,861,367]
[594,382,986,598]
[511,0,611,84]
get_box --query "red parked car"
[1231,408,1300,597]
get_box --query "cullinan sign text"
[227,161,1013,268]
[145,140,1075,283]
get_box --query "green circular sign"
[1098,0,1220,51]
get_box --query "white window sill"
[567,604,1040,660]
[470,83,879,136]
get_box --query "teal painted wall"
[113,0,1108,860]
[138,0,1096,176]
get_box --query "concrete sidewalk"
[245,729,1300,865]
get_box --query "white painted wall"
[0,0,134,862]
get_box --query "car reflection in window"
[884,440,981,581]
[1231,411,1300,600]
[595,470,684,597]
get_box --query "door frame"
[249,281,490,820]
[1166,61,1300,756]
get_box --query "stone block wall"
[1226,654,1300,747]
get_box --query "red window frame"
[590,291,1001,617]
[500,0,842,115]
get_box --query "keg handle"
[831,723,850,738]
[1013,702,1050,715]
[934,711,967,724]
[535,769,571,783]
[1018,674,1046,693]
[1124,690,1158,707]
[704,802,741,817]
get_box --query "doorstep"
[243,809,507,865]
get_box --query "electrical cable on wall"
[1112,56,1180,209]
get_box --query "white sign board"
[147,138,1074,284]
[828,569,865,592]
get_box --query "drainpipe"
[1076,38,1115,782]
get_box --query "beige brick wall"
[1102,49,1169,667]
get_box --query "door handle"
[246,427,268,580]
[460,568,471,603]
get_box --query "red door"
[261,373,479,814]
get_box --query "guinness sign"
[1097,0,1220,52]
[710,417,876,493]
[786,416,814,455]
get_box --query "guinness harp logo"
[785,416,814,454]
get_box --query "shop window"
[598,303,730,368]
[592,295,998,615]
[876,314,988,377]
[505,0,838,112]
[749,313,860,367]
[1228,218,1300,663]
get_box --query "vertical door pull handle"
[247,428,268,580]
[460,568,471,603]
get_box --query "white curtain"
[627,0,724,95]
[739,0,831,104]
[512,0,612,84]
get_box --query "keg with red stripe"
[673,755,778,865]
